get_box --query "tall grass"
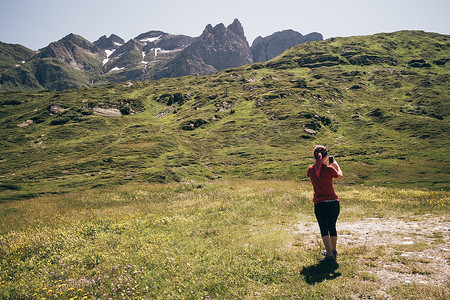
[1,180,448,299]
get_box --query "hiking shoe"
[320,255,336,263]
[322,250,338,259]
[321,250,338,261]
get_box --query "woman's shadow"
[300,260,341,285]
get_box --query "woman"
[307,145,344,262]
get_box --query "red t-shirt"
[307,164,339,205]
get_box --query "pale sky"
[1,0,449,50]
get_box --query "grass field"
[1,180,448,299]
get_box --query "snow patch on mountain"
[142,51,148,67]
[140,36,161,43]
[152,48,172,57]
[105,50,115,57]
[109,67,125,72]
[103,49,115,65]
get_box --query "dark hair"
[313,145,328,160]
[312,145,328,177]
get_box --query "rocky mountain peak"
[250,29,323,62]
[202,19,245,40]
[59,33,100,51]
[61,33,79,42]
[227,18,245,38]
[111,39,142,58]
[22,33,105,90]
[135,31,194,52]
[202,23,226,37]
[94,34,125,50]
[37,33,103,61]
[204,24,213,33]
[135,31,165,42]
[191,19,252,70]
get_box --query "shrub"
[181,119,208,130]
[407,59,431,68]
[120,106,131,115]
[50,117,70,125]
[0,183,21,191]
[0,99,21,106]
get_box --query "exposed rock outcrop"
[93,34,125,50]
[251,30,323,62]
[155,19,253,79]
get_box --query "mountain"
[95,31,195,82]
[189,19,252,71]
[0,30,448,201]
[93,34,125,50]
[251,30,323,62]
[99,19,253,81]
[152,19,253,79]
[33,33,105,90]
[0,42,38,89]
[0,34,104,91]
[0,19,322,91]
[0,42,35,72]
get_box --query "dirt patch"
[17,119,33,127]
[296,215,450,295]
[49,104,68,114]
[93,107,122,117]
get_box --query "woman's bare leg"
[322,235,333,257]
[330,236,337,252]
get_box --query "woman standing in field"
[307,145,344,262]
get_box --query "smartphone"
[329,156,334,164]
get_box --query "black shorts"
[314,201,340,237]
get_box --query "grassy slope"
[0,31,449,201]
[0,42,35,71]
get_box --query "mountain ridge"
[251,30,323,62]
[0,19,323,91]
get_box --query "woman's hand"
[331,159,344,180]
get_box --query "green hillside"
[0,31,449,201]
[0,42,35,72]
[0,34,105,91]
